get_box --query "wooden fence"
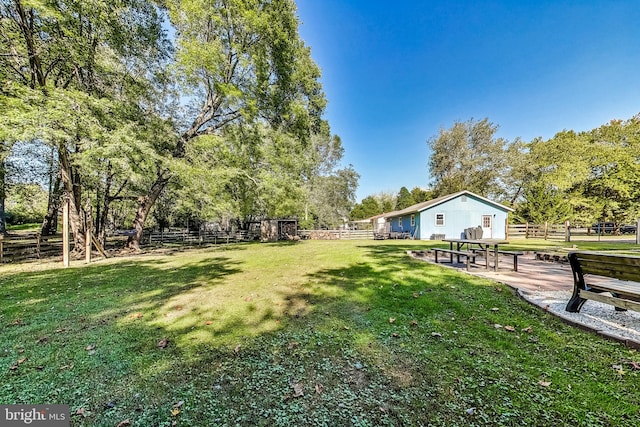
[298,229,375,240]
[507,223,638,241]
[0,233,63,263]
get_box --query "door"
[481,215,493,238]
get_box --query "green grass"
[1,240,640,426]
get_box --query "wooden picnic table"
[442,238,510,271]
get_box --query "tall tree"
[427,118,509,198]
[395,186,416,210]
[1,0,169,250]
[127,0,326,249]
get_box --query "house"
[384,190,513,240]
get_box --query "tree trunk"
[126,171,170,250]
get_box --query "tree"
[1,0,169,251]
[427,118,509,198]
[395,186,416,210]
[410,187,433,203]
[350,196,382,220]
[126,0,327,249]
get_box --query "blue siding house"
[384,190,513,240]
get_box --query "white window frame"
[435,213,445,226]
[410,214,416,227]
[398,217,403,229]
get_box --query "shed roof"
[384,190,514,219]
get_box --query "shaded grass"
[1,240,639,426]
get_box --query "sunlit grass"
[1,240,639,426]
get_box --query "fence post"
[63,199,70,267]
[565,220,570,242]
[636,219,640,245]
[525,222,529,239]
[36,232,41,259]
[0,234,3,263]
[543,222,548,240]
[86,229,92,263]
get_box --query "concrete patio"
[409,251,640,348]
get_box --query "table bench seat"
[470,249,524,271]
[433,248,475,270]
[565,251,640,313]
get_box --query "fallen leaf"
[431,332,442,338]
[389,317,396,323]
[85,344,96,351]
[11,318,22,326]
[244,296,252,302]
[9,364,18,371]
[538,380,551,387]
[173,401,184,409]
[612,364,625,375]
[521,326,533,333]
[504,325,516,332]
[116,420,131,427]
[36,336,49,344]
[55,328,66,333]
[73,408,88,418]
[171,408,180,416]
[130,313,143,319]
[17,358,27,365]
[392,333,399,338]
[465,407,476,416]
[343,326,350,330]
[234,345,241,354]
[494,324,503,329]
[205,320,213,325]
[291,382,304,397]
[410,320,418,327]
[175,305,183,311]
[490,307,499,312]
[315,384,324,394]
[157,339,168,349]
[628,361,640,370]
[412,292,419,298]
[287,342,298,350]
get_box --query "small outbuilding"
[384,190,513,240]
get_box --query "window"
[482,215,492,228]
[398,217,403,229]
[435,213,445,226]
[410,214,415,227]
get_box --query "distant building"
[383,190,513,240]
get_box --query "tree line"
[0,0,358,251]
[351,117,640,227]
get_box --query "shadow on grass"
[2,241,639,426]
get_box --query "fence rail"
[507,223,638,241]
[298,229,375,240]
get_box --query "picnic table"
[441,238,511,271]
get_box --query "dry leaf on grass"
[538,380,551,387]
[116,420,131,427]
[157,339,168,349]
[504,325,516,332]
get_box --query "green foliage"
[395,186,416,210]
[4,183,47,224]
[428,118,510,198]
[350,196,382,220]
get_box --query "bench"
[470,249,524,271]
[565,252,640,313]
[433,248,475,271]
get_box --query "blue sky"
[295,0,640,202]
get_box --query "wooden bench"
[433,248,475,271]
[498,250,524,272]
[470,249,524,271]
[565,252,640,313]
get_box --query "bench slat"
[580,291,640,312]
[566,251,640,313]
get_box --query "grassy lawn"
[2,240,640,426]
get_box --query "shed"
[384,190,513,240]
